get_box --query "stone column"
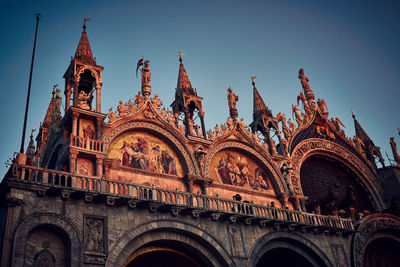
[96,118,103,140]
[72,112,78,136]
[96,84,101,113]
[96,157,103,177]
[69,152,77,174]
[72,82,78,107]
[65,85,72,111]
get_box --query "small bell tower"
[63,19,104,113]
[61,19,106,177]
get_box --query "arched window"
[300,156,372,217]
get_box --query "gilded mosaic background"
[210,149,271,191]
[107,131,183,176]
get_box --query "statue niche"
[76,69,96,110]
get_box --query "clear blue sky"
[1,0,399,180]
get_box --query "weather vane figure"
[136,57,151,99]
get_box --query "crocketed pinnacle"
[177,57,195,95]
[74,25,96,65]
[353,114,375,148]
[252,82,272,119]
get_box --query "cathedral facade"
[1,24,400,267]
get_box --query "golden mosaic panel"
[210,149,271,191]
[107,131,183,176]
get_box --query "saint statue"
[227,87,238,110]
[77,90,93,110]
[52,88,62,122]
[141,60,151,86]
[227,87,239,122]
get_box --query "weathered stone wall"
[5,188,355,267]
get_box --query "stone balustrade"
[69,135,104,152]
[9,164,354,231]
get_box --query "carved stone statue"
[390,137,400,167]
[227,87,239,122]
[141,60,151,86]
[117,100,128,117]
[151,94,162,109]
[135,91,145,109]
[277,113,291,139]
[317,98,328,117]
[226,117,234,131]
[167,112,176,127]
[292,104,303,127]
[83,125,94,139]
[195,147,206,176]
[194,124,203,138]
[238,118,247,129]
[298,68,315,101]
[52,88,62,122]
[77,90,93,110]
[107,107,116,123]
[281,162,293,193]
[127,99,136,114]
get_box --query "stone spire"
[36,89,56,163]
[177,56,195,95]
[171,55,206,138]
[74,21,96,65]
[352,113,385,167]
[252,79,272,120]
[249,78,285,156]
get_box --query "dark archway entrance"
[256,247,313,267]
[363,238,400,267]
[124,244,207,267]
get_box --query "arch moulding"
[247,231,334,267]
[103,121,197,175]
[352,213,400,267]
[11,212,82,267]
[290,138,384,210]
[106,220,234,267]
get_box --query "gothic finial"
[83,18,91,31]
[351,110,356,119]
[251,76,257,87]
[179,52,185,63]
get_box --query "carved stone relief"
[227,225,245,257]
[83,214,108,264]
[331,244,348,267]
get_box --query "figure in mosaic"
[119,137,177,175]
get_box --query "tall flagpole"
[20,13,41,153]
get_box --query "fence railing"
[10,164,354,231]
[69,135,104,152]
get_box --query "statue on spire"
[136,58,151,99]
[298,68,315,106]
[227,87,239,122]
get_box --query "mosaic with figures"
[210,149,271,191]
[107,131,183,176]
